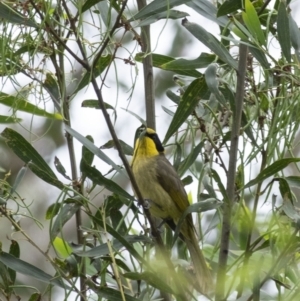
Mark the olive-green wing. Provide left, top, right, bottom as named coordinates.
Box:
left=155, top=154, right=190, bottom=214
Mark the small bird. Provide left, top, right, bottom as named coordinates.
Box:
left=131, top=125, right=212, bottom=294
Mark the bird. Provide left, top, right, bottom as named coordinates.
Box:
left=131, top=125, right=212, bottom=294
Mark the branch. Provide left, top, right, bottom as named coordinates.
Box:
left=136, top=0, right=156, bottom=130
left=215, top=44, right=248, bottom=300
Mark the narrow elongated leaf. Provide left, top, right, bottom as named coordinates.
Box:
left=135, top=10, right=189, bottom=27
left=217, top=0, right=242, bottom=17
left=81, top=99, right=114, bottom=110
left=82, top=0, right=105, bottom=12
left=164, top=77, right=210, bottom=143
left=75, top=55, right=112, bottom=93
left=100, top=139, right=133, bottom=156
left=0, top=92, right=63, bottom=120
left=0, top=252, right=70, bottom=289
left=8, top=240, right=20, bottom=284
left=177, top=141, right=205, bottom=177
left=1, top=128, right=57, bottom=179
left=210, top=169, right=228, bottom=200
left=205, top=63, right=227, bottom=106
left=285, top=176, right=300, bottom=188
left=186, top=0, right=229, bottom=27
left=282, top=199, right=300, bottom=226
left=129, top=0, right=189, bottom=21
left=278, top=177, right=293, bottom=201
left=43, top=73, right=61, bottom=111
left=244, top=158, right=300, bottom=189
left=74, top=235, right=150, bottom=257
left=277, top=1, right=291, bottom=62
left=242, top=0, right=265, bottom=46
left=182, top=19, right=238, bottom=70
left=80, top=135, right=95, bottom=173
left=0, top=3, right=38, bottom=28
left=65, top=125, right=126, bottom=176
left=135, top=53, right=202, bottom=77
left=166, top=90, right=181, bottom=104
left=248, top=44, right=270, bottom=69
left=53, top=237, right=72, bottom=258
left=51, top=203, right=81, bottom=239
left=289, top=15, right=300, bottom=54
left=161, top=53, right=216, bottom=70
left=28, top=162, right=64, bottom=189
left=0, top=115, right=21, bottom=123
left=81, top=161, right=133, bottom=200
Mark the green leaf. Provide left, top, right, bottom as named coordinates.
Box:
left=285, top=176, right=300, bottom=188
left=46, top=203, right=61, bottom=220
left=54, top=156, right=71, bottom=180
left=210, top=169, right=228, bottom=200
left=242, top=0, right=266, bottom=46
left=217, top=0, right=242, bottom=17
left=65, top=125, right=126, bottom=176
left=51, top=202, right=81, bottom=239
left=0, top=115, right=21, bottom=124
left=53, top=237, right=72, bottom=258
left=1, top=128, right=58, bottom=179
left=82, top=0, right=105, bottom=12
left=74, top=235, right=150, bottom=257
left=248, top=44, right=270, bottom=69
left=177, top=141, right=204, bottom=177
left=289, top=15, right=300, bottom=56
left=75, top=55, right=112, bottom=92
left=0, top=262, right=12, bottom=292
left=80, top=135, right=95, bottom=173
left=161, top=53, right=216, bottom=71
left=244, top=158, right=300, bottom=189
left=135, top=10, right=189, bottom=27
left=0, top=3, right=38, bottom=28
left=8, top=240, right=20, bottom=284
left=205, top=63, right=227, bottom=106
left=166, top=90, right=181, bottom=104
left=182, top=19, right=238, bottom=70
left=164, top=77, right=209, bottom=143
left=0, top=92, right=63, bottom=120
left=282, top=199, right=300, bottom=226
left=0, top=252, right=71, bottom=289
left=81, top=162, right=133, bottom=200
left=129, top=0, right=187, bottom=21
left=43, top=73, right=61, bottom=111
left=28, top=293, right=42, bottom=301
left=100, top=139, right=134, bottom=156
left=186, top=0, right=229, bottom=27
left=81, top=99, right=115, bottom=110
left=277, top=1, right=291, bottom=62
left=278, top=177, right=293, bottom=202
left=28, top=162, right=64, bottom=190
left=135, top=52, right=202, bottom=77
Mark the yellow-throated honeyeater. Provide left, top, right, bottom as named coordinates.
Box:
left=131, top=125, right=212, bottom=294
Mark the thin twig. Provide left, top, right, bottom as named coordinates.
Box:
left=136, top=0, right=155, bottom=130
left=215, top=44, right=248, bottom=300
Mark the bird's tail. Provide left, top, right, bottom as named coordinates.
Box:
left=184, top=226, right=213, bottom=295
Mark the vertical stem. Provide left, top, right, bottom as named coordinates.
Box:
left=215, top=44, right=248, bottom=300
left=136, top=0, right=156, bottom=130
